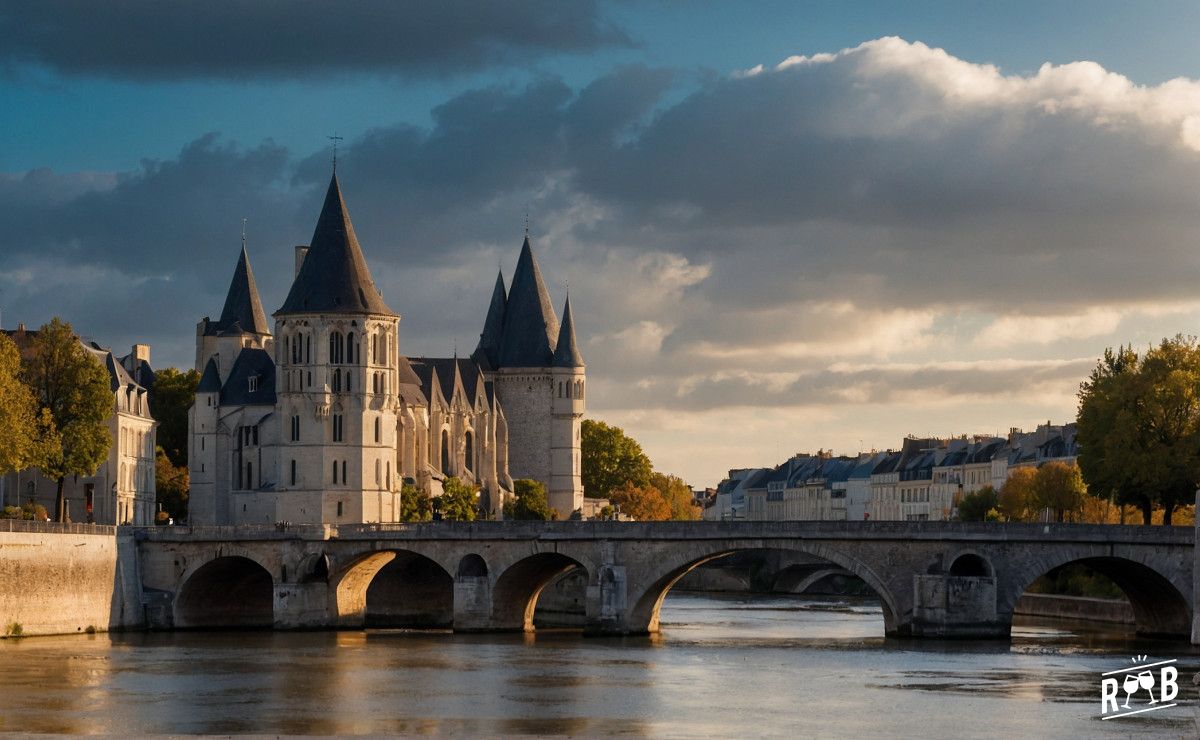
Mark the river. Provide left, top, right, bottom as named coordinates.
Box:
left=1, top=593, right=1197, bottom=737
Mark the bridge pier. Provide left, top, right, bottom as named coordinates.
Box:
left=274, top=582, right=332, bottom=629
left=453, top=574, right=493, bottom=631
left=910, top=575, right=1007, bottom=639
left=583, top=564, right=635, bottom=635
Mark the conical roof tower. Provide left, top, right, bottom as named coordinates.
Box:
left=552, top=295, right=584, bottom=367
left=472, top=270, right=507, bottom=370
left=277, top=173, right=395, bottom=316
left=497, top=236, right=559, bottom=367
left=207, top=245, right=270, bottom=335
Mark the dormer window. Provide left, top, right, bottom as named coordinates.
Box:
left=248, top=375, right=258, bottom=393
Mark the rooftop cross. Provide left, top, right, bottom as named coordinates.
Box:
left=328, top=133, right=344, bottom=171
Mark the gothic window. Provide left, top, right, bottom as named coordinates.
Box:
left=375, top=459, right=381, bottom=485
left=252, top=425, right=259, bottom=445
left=290, top=459, right=297, bottom=486
left=307, top=370, right=312, bottom=387
left=333, top=414, right=344, bottom=442
left=372, top=334, right=378, bottom=364
left=333, top=369, right=341, bottom=392
left=305, top=334, right=311, bottom=363
left=330, top=331, right=344, bottom=364
left=345, top=331, right=354, bottom=364
left=337, top=501, right=343, bottom=518
left=342, top=460, right=347, bottom=484
left=332, top=460, right=338, bottom=484
left=246, top=461, right=253, bottom=489
left=291, top=415, right=300, bottom=442
left=285, top=336, right=290, bottom=364
left=374, top=416, right=381, bottom=443
left=465, top=432, right=474, bottom=474
left=441, top=429, right=450, bottom=473
left=346, top=371, right=352, bottom=393
left=248, top=375, right=258, bottom=393
left=558, top=381, right=562, bottom=398
left=386, top=461, right=391, bottom=489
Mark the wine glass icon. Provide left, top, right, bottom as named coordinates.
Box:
left=1123, top=673, right=1141, bottom=708
left=1138, top=670, right=1158, bottom=705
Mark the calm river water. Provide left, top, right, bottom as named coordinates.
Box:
left=2, top=593, right=1198, bottom=737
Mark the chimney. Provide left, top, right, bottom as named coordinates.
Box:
left=132, top=343, right=151, bottom=364
left=294, top=245, right=309, bottom=278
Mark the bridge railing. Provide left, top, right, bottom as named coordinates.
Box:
left=0, top=519, right=117, bottom=535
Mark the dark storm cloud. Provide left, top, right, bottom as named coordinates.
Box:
left=0, top=0, right=631, bottom=80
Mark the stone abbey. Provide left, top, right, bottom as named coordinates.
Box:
left=187, top=173, right=585, bottom=524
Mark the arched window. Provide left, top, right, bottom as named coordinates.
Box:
left=305, top=334, right=311, bottom=363
left=329, top=331, right=343, bottom=364
left=441, top=429, right=450, bottom=473
left=375, top=416, right=381, bottom=443
left=332, top=369, right=341, bottom=392
left=375, top=459, right=381, bottom=485
left=345, top=331, right=354, bottom=364
left=464, top=432, right=474, bottom=473
left=332, top=460, right=338, bottom=484
left=372, top=333, right=378, bottom=364
left=386, top=461, right=391, bottom=489
left=284, top=336, right=290, bottom=364
left=558, top=381, right=562, bottom=398
left=345, top=371, right=351, bottom=393
left=290, top=459, right=297, bottom=486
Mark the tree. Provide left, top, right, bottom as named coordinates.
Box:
left=581, top=419, right=652, bottom=499
left=399, top=484, right=432, bottom=522
left=438, top=477, right=478, bottom=521
left=649, top=472, right=701, bottom=521
left=1032, top=461, right=1086, bottom=523
left=505, top=478, right=552, bottom=520
left=1077, top=337, right=1200, bottom=524
left=151, top=367, right=199, bottom=467
left=610, top=481, right=671, bottom=521
left=999, top=468, right=1038, bottom=522
left=155, top=447, right=189, bottom=521
left=0, top=333, right=47, bottom=475
left=22, top=318, right=112, bottom=522
left=956, top=486, right=999, bottom=522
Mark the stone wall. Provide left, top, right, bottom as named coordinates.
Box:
left=0, top=524, right=143, bottom=637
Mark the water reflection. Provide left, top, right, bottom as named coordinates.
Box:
left=0, top=593, right=1197, bottom=736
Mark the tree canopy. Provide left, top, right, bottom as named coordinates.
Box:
left=1032, top=461, right=1086, bottom=523
left=0, top=333, right=49, bottom=475
left=506, top=478, right=553, bottom=520
left=437, top=477, right=478, bottom=521
left=998, top=467, right=1037, bottom=522
left=22, top=318, right=112, bottom=521
left=581, top=419, right=652, bottom=499
left=956, top=485, right=998, bottom=522
left=155, top=446, right=188, bottom=521
left=1077, top=337, right=1200, bottom=524
left=151, top=367, right=199, bottom=467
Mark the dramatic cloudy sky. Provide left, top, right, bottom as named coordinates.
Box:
left=5, top=1, right=1200, bottom=486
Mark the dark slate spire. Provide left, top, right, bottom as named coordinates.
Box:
left=206, top=246, right=270, bottom=336
left=472, top=270, right=507, bottom=370
left=497, top=236, right=559, bottom=367
left=196, top=357, right=221, bottom=393
left=277, top=173, right=396, bottom=316
left=553, top=295, right=584, bottom=367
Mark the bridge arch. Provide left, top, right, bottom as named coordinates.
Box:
left=457, top=553, right=488, bottom=578
left=948, top=551, right=993, bottom=578
left=1007, top=554, right=1191, bottom=638
left=491, top=552, right=587, bottom=631
left=775, top=567, right=857, bottom=595
left=174, top=555, right=275, bottom=628
left=332, top=549, right=455, bottom=629
left=628, top=543, right=901, bottom=635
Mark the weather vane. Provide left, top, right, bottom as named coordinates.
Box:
left=524, top=209, right=530, bottom=238
left=241, top=217, right=247, bottom=248
left=328, top=133, right=344, bottom=171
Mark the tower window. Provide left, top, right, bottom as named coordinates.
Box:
left=346, top=331, right=355, bottom=364
left=290, top=459, right=297, bottom=485
left=291, top=415, right=300, bottom=441
left=248, top=376, right=258, bottom=393
left=342, top=460, right=347, bottom=484
left=333, top=414, right=344, bottom=442
left=374, top=416, right=381, bottom=443
left=337, top=501, right=343, bottom=518
left=332, top=460, right=338, bottom=484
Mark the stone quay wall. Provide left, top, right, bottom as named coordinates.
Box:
left=0, top=522, right=144, bottom=637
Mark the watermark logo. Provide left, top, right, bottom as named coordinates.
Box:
left=1100, top=655, right=1179, bottom=720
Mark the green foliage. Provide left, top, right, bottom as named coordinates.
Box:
left=150, top=367, right=199, bottom=467
left=1026, top=563, right=1125, bottom=600
left=0, top=333, right=45, bottom=475
left=0, top=502, right=49, bottom=521
left=438, top=477, right=477, bottom=521
left=650, top=472, right=701, bottom=521
left=155, top=446, right=189, bottom=521
left=506, top=478, right=552, bottom=520
left=581, top=419, right=652, bottom=499
left=956, top=486, right=999, bottom=522
left=1032, top=461, right=1086, bottom=522
left=5, top=622, right=23, bottom=637
left=399, top=484, right=432, bottom=522
left=22, top=318, right=113, bottom=521
left=1077, top=337, right=1200, bottom=524
left=983, top=507, right=1003, bottom=522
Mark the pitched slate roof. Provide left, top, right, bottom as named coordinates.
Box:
left=496, top=236, right=559, bottom=368
left=220, top=348, right=276, bottom=406
left=472, top=270, right=507, bottom=370
left=552, top=295, right=584, bottom=368
left=277, top=174, right=395, bottom=317
left=206, top=246, right=270, bottom=336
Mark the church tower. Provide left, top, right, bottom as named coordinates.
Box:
left=474, top=236, right=585, bottom=515
left=273, top=173, right=402, bottom=524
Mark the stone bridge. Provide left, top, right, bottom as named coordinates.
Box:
left=134, top=520, right=1196, bottom=640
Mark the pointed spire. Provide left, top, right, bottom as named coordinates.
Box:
left=210, top=244, right=270, bottom=336
left=277, top=173, right=396, bottom=316
left=472, top=269, right=507, bottom=369
left=553, top=294, right=584, bottom=368
left=497, top=236, right=559, bottom=368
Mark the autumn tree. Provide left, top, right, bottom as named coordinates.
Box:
left=505, top=478, right=552, bottom=520
left=438, top=477, right=478, bottom=521
left=151, top=367, right=199, bottom=466
left=1077, top=337, right=1200, bottom=524
left=610, top=481, right=671, bottom=521
left=649, top=472, right=701, bottom=521
left=1033, top=461, right=1086, bottom=523
left=0, top=333, right=49, bottom=476
left=999, top=468, right=1038, bottom=522
left=22, top=318, right=111, bottom=522
left=155, top=447, right=188, bottom=521
left=399, top=484, right=432, bottom=522
left=581, top=419, right=652, bottom=499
